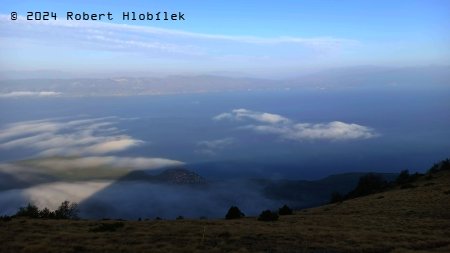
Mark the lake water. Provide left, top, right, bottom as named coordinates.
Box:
left=1, top=87, right=449, bottom=180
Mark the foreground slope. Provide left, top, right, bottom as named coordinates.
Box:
left=1, top=170, right=449, bottom=253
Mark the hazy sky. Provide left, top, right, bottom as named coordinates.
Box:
left=0, top=0, right=449, bottom=77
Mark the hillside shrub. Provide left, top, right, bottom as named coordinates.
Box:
left=225, top=206, right=245, bottom=219
left=15, top=203, right=40, bottom=218
left=428, top=159, right=450, bottom=174
left=54, top=201, right=79, bottom=219
left=0, top=215, right=12, bottom=222
left=345, top=173, right=388, bottom=199
left=258, top=210, right=278, bottom=221
left=278, top=204, right=293, bottom=215
left=14, top=201, right=78, bottom=220
left=39, top=208, right=55, bottom=219
left=396, top=170, right=411, bottom=185
left=329, top=191, right=344, bottom=204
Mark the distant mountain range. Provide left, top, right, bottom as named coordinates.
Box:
left=1, top=66, right=448, bottom=97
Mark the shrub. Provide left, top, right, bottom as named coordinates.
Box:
left=15, top=203, right=40, bottom=218
left=428, top=158, right=450, bottom=173
left=258, top=210, right=278, bottom=221
left=39, top=208, right=55, bottom=219
left=0, top=215, right=12, bottom=222
left=176, top=216, right=184, bottom=220
left=396, top=170, right=411, bottom=185
left=428, top=158, right=450, bottom=174
left=15, top=201, right=78, bottom=220
left=54, top=201, right=79, bottom=220
left=329, top=191, right=344, bottom=204
left=346, top=173, right=388, bottom=199
left=278, top=204, right=293, bottom=215
left=225, top=206, right=245, bottom=219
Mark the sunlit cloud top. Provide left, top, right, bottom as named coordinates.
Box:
left=215, top=109, right=377, bottom=141
left=0, top=117, right=142, bottom=156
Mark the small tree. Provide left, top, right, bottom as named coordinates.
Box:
left=16, top=203, right=39, bottom=218
left=39, top=207, right=55, bottom=219
left=54, top=201, right=79, bottom=220
left=258, top=210, right=279, bottom=221
left=225, top=206, right=245, bottom=219
left=346, top=173, right=388, bottom=199
left=0, top=215, right=12, bottom=222
left=428, top=159, right=450, bottom=174
left=278, top=204, right=293, bottom=215
left=396, top=170, right=410, bottom=185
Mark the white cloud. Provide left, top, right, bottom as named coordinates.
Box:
left=0, top=121, right=60, bottom=141
left=0, top=117, right=189, bottom=217
left=0, top=91, right=61, bottom=98
left=0, top=156, right=184, bottom=189
left=0, top=14, right=357, bottom=72
left=0, top=117, right=143, bottom=156
left=0, top=117, right=185, bottom=187
left=83, top=139, right=143, bottom=154
left=215, top=109, right=377, bottom=141
left=214, top=108, right=290, bottom=124
left=30, top=156, right=184, bottom=171
left=196, top=137, right=235, bottom=155
left=0, top=15, right=355, bottom=50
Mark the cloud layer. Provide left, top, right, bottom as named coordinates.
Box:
left=0, top=15, right=357, bottom=74
left=215, top=109, right=377, bottom=141
left=214, top=109, right=290, bottom=124
left=0, top=117, right=143, bottom=156
left=30, top=156, right=184, bottom=171
left=0, top=15, right=354, bottom=53
left=0, top=91, right=61, bottom=98
left=0, top=117, right=186, bottom=215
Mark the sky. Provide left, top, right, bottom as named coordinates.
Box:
left=0, top=0, right=449, bottom=77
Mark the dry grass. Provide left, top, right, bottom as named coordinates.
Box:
left=1, top=171, right=449, bottom=253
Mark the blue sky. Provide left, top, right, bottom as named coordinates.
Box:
left=0, top=0, right=449, bottom=77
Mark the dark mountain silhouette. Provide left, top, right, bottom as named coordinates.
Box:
left=76, top=166, right=399, bottom=219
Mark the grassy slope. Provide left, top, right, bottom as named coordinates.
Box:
left=1, top=171, right=449, bottom=253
